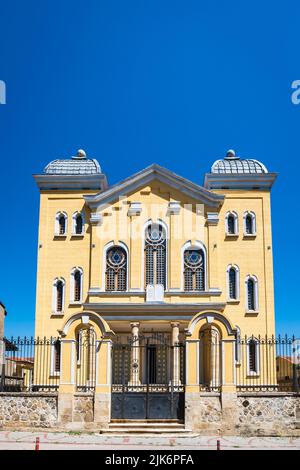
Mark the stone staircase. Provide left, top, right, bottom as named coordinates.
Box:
left=101, top=420, right=194, bottom=436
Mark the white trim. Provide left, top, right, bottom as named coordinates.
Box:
left=55, top=211, right=68, bottom=236
left=181, top=240, right=208, bottom=291
left=247, top=337, right=260, bottom=375
left=243, top=211, right=256, bottom=236
left=70, top=267, right=83, bottom=303
left=245, top=275, right=259, bottom=312
left=102, top=241, right=129, bottom=292
left=52, top=277, right=66, bottom=314
left=72, top=211, right=85, bottom=235
left=225, top=211, right=238, bottom=236
left=226, top=264, right=240, bottom=301
left=128, top=202, right=142, bottom=216
left=141, top=219, right=169, bottom=291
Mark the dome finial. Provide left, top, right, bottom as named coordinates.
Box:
left=225, top=149, right=236, bottom=159
left=75, top=149, right=86, bottom=159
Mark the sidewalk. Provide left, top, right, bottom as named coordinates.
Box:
left=0, top=431, right=299, bottom=450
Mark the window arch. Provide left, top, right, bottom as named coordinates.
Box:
left=55, top=212, right=67, bottom=236
left=247, top=337, right=260, bottom=374
left=105, top=246, right=127, bottom=291
left=227, top=265, right=240, bottom=300
left=52, top=278, right=65, bottom=314
left=244, top=211, right=256, bottom=235
left=245, top=275, right=259, bottom=312
left=225, top=211, right=238, bottom=235
left=144, top=222, right=167, bottom=289
left=72, top=211, right=84, bottom=235
left=183, top=247, right=205, bottom=291
left=70, top=267, right=83, bottom=303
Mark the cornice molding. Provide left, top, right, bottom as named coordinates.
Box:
left=204, top=172, right=278, bottom=190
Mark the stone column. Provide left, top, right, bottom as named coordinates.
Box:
left=129, top=322, right=140, bottom=386
left=171, top=322, right=181, bottom=386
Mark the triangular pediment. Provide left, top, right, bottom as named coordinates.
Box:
left=84, top=164, right=224, bottom=209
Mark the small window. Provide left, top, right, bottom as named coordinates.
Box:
left=246, top=276, right=258, bottom=312
left=70, top=268, right=83, bottom=303
left=229, top=268, right=237, bottom=299
left=56, top=281, right=64, bottom=312
left=248, top=339, right=259, bottom=373
left=244, top=211, right=256, bottom=235
left=54, top=340, right=61, bottom=372
left=72, top=212, right=84, bottom=235
left=74, top=270, right=81, bottom=301
left=55, top=212, right=67, bottom=236
left=225, top=211, right=238, bottom=235
left=247, top=279, right=255, bottom=310
left=52, top=278, right=65, bottom=314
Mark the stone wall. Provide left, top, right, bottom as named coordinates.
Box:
left=73, top=394, right=94, bottom=423
left=0, top=393, right=57, bottom=428
left=236, top=394, right=300, bottom=436
left=185, top=392, right=300, bottom=436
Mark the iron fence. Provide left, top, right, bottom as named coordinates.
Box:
left=236, top=335, right=300, bottom=392
left=0, top=337, right=60, bottom=392
left=0, top=334, right=299, bottom=394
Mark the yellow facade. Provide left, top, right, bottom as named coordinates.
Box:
left=33, top=149, right=278, bottom=422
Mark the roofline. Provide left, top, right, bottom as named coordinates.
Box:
left=204, top=172, right=278, bottom=190
left=84, top=163, right=224, bottom=209
left=33, top=173, right=108, bottom=191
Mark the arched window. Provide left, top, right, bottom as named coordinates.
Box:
left=225, top=211, right=238, bottom=235
left=246, top=275, right=258, bottom=311
left=106, top=246, right=127, bottom=291
left=70, top=268, right=83, bottom=302
left=55, top=212, right=67, bottom=236
left=248, top=338, right=259, bottom=374
left=244, top=211, right=256, bottom=236
left=52, top=278, right=65, bottom=314
left=227, top=265, right=239, bottom=300
left=144, top=223, right=167, bottom=289
left=72, top=212, right=84, bottom=235
left=184, top=249, right=205, bottom=291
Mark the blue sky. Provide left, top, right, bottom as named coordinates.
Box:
left=0, top=1, right=299, bottom=337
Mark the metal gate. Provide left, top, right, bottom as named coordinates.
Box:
left=111, top=334, right=185, bottom=420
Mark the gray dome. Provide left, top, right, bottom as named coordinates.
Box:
left=211, top=150, right=268, bottom=174
left=44, top=149, right=102, bottom=175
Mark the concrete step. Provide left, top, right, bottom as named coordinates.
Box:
left=101, top=421, right=193, bottom=435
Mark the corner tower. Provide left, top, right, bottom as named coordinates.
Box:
left=33, top=149, right=107, bottom=337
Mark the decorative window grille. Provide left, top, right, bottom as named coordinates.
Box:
left=106, top=246, right=127, bottom=291
left=245, top=214, right=254, bottom=235
left=247, top=278, right=255, bottom=310
left=184, top=249, right=205, bottom=291
left=54, top=340, right=61, bottom=372
left=229, top=267, right=237, bottom=299
left=56, top=281, right=64, bottom=312
left=227, top=215, right=236, bottom=234
left=74, top=270, right=81, bottom=301
left=144, top=224, right=166, bottom=289
left=59, top=215, right=66, bottom=235
left=248, top=339, right=258, bottom=373
left=75, top=214, right=83, bottom=234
